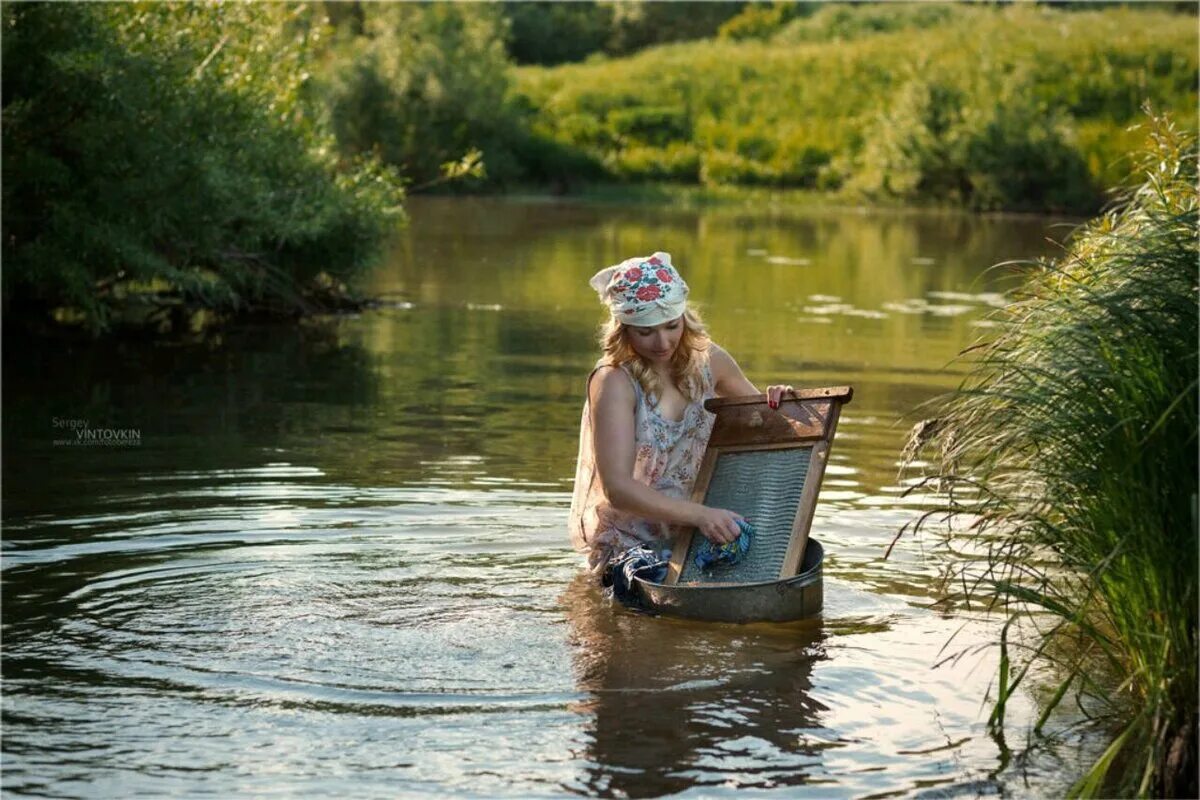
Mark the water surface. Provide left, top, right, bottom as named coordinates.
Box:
left=3, top=197, right=1098, bottom=797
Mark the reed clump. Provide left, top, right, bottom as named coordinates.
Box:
left=901, top=113, right=1197, bottom=797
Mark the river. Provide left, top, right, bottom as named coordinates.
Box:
left=2, top=196, right=1101, bottom=797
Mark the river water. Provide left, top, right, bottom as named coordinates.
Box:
left=3, top=197, right=1099, bottom=797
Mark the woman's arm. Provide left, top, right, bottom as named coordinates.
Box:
left=589, top=367, right=742, bottom=544
left=710, top=343, right=797, bottom=408
left=709, top=344, right=758, bottom=397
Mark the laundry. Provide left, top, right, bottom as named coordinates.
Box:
left=602, top=545, right=669, bottom=607
left=693, top=519, right=754, bottom=571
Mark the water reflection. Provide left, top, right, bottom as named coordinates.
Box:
left=2, top=197, right=1090, bottom=797
left=561, top=574, right=827, bottom=797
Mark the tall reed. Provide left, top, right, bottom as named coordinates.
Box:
left=901, top=113, right=1197, bottom=797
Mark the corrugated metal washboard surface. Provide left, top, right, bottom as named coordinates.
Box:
left=677, top=447, right=811, bottom=584
left=664, top=386, right=853, bottom=586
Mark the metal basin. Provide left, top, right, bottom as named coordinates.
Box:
left=633, top=539, right=824, bottom=624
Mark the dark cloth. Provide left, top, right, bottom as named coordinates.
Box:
left=601, top=545, right=668, bottom=609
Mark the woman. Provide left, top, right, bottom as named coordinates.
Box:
left=568, top=251, right=795, bottom=575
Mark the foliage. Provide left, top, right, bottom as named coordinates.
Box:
left=499, top=2, right=613, bottom=66
left=604, top=1, right=747, bottom=57
left=499, top=0, right=745, bottom=66
left=516, top=3, right=1197, bottom=211
left=612, top=143, right=701, bottom=182
left=772, top=1, right=956, bottom=43
left=323, top=3, right=526, bottom=189
left=717, top=2, right=816, bottom=42
left=900, top=114, right=1198, bottom=797
left=2, top=2, right=404, bottom=335
left=851, top=66, right=1097, bottom=211
left=607, top=105, right=692, bottom=147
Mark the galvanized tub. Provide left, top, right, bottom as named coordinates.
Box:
left=633, top=539, right=824, bottom=624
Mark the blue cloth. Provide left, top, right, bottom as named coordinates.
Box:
left=602, top=545, right=669, bottom=608
left=693, top=519, right=754, bottom=571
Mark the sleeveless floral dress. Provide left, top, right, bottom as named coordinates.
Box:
left=568, top=360, right=716, bottom=572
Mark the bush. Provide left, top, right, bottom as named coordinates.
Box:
left=774, top=143, right=834, bottom=188
left=500, top=2, right=612, bottom=66
left=613, top=143, right=701, bottom=182
left=516, top=3, right=1196, bottom=211
left=1, top=3, right=404, bottom=334
left=717, top=2, right=816, bottom=42
left=510, top=127, right=609, bottom=186
left=499, top=1, right=746, bottom=66
left=773, top=2, right=958, bottom=44
left=607, top=106, right=691, bottom=147
left=606, top=2, right=747, bottom=56
left=323, top=4, right=524, bottom=189
left=555, top=112, right=616, bottom=149
left=700, top=150, right=778, bottom=186
left=852, top=69, right=1099, bottom=211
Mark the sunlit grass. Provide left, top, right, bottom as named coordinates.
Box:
left=516, top=4, right=1197, bottom=212
left=900, top=113, right=1197, bottom=797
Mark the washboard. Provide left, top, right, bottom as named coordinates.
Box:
left=664, top=386, right=852, bottom=586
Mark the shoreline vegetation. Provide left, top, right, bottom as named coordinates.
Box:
left=3, top=2, right=1195, bottom=338
left=502, top=180, right=1088, bottom=223
left=516, top=4, right=1196, bottom=212
left=900, top=115, right=1197, bottom=798
left=3, top=4, right=405, bottom=339
left=4, top=3, right=1197, bottom=794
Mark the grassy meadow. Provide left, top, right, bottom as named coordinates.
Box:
left=516, top=3, right=1197, bottom=212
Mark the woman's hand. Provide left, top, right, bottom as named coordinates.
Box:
left=692, top=506, right=745, bottom=545
left=766, top=384, right=795, bottom=409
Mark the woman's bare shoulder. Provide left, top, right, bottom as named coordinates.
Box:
left=706, top=343, right=757, bottom=396
left=707, top=342, right=735, bottom=373
left=588, top=364, right=636, bottom=406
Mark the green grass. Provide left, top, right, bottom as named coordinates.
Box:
left=515, top=3, right=1197, bottom=213
left=900, top=114, right=1197, bottom=797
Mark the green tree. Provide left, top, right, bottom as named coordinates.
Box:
left=500, top=2, right=613, bottom=66
left=606, top=1, right=747, bottom=55
left=852, top=67, right=1098, bottom=211
left=2, top=2, right=403, bottom=334
left=323, top=4, right=521, bottom=189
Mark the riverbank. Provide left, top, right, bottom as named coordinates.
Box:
left=2, top=4, right=405, bottom=338
left=900, top=115, right=1198, bottom=797
left=503, top=181, right=1087, bottom=224
left=5, top=2, right=1193, bottom=340
left=516, top=3, right=1197, bottom=213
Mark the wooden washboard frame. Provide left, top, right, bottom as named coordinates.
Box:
left=664, top=386, right=853, bottom=586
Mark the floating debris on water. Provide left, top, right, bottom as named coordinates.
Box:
left=928, top=290, right=1007, bottom=307
left=882, top=299, right=975, bottom=317
left=803, top=302, right=888, bottom=319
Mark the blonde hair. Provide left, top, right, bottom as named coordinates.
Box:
left=599, top=306, right=711, bottom=401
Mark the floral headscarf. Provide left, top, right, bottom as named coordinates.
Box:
left=588, top=251, right=689, bottom=327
